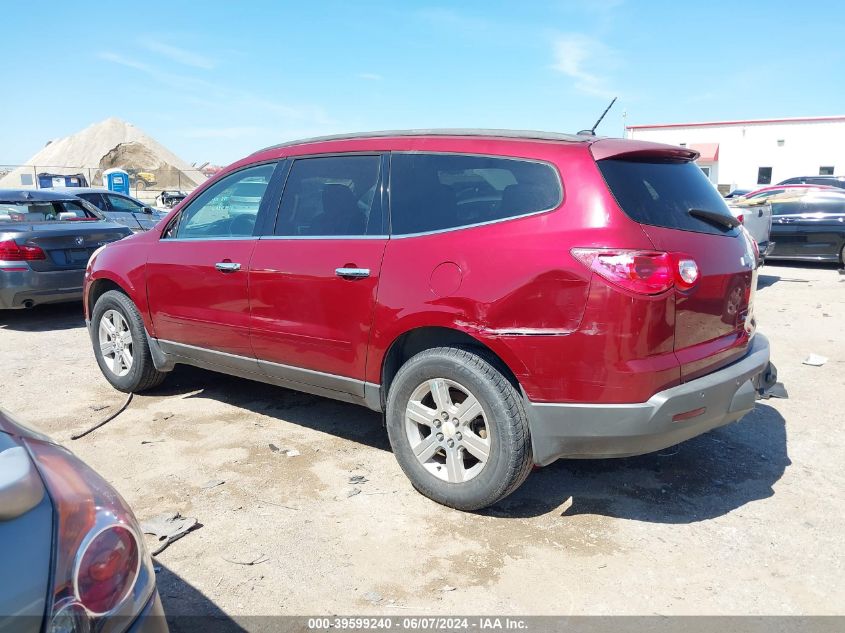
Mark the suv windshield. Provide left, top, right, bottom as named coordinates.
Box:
left=598, top=159, right=738, bottom=235
left=0, top=200, right=98, bottom=223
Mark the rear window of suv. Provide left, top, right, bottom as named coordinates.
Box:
left=598, top=159, right=738, bottom=235
left=390, top=153, right=561, bottom=235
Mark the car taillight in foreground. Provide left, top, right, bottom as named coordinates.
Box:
left=22, top=439, right=154, bottom=633
left=571, top=248, right=700, bottom=295
left=0, top=239, right=46, bottom=261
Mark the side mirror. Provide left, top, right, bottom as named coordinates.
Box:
left=142, top=206, right=154, bottom=214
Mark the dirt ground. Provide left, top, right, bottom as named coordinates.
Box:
left=1, top=262, right=843, bottom=624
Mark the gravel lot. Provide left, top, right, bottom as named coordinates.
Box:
left=1, top=262, right=843, bottom=627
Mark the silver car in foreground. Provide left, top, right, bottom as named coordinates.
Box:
left=0, top=189, right=131, bottom=310
left=0, top=409, right=167, bottom=632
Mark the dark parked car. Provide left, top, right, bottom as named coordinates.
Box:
left=768, top=191, right=845, bottom=263
left=0, top=189, right=131, bottom=309
left=0, top=409, right=166, bottom=632
left=778, top=175, right=845, bottom=189
left=84, top=130, right=773, bottom=511
left=156, top=190, right=188, bottom=209
left=56, top=188, right=166, bottom=233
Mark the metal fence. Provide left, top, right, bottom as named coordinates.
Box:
left=0, top=164, right=210, bottom=205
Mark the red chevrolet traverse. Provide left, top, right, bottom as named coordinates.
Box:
left=84, top=130, right=774, bottom=511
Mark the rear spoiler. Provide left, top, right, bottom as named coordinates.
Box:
left=590, top=138, right=699, bottom=163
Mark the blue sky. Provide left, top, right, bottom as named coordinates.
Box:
left=1, top=0, right=843, bottom=165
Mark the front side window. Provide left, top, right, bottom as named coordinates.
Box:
left=757, top=167, right=773, bottom=185
left=78, top=193, right=106, bottom=211
left=390, top=153, right=561, bottom=235
left=107, top=194, right=145, bottom=212
left=175, top=163, right=275, bottom=239
left=274, top=155, right=383, bottom=236
left=771, top=201, right=802, bottom=216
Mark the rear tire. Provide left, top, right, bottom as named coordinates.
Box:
left=385, top=347, right=533, bottom=511
left=91, top=290, right=166, bottom=392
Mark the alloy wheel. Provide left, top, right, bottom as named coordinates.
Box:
left=98, top=309, right=134, bottom=377
left=404, top=378, right=491, bottom=483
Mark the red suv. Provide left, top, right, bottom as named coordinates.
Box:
left=84, top=130, right=773, bottom=511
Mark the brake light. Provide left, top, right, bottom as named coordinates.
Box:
left=0, top=239, right=46, bottom=261
left=736, top=213, right=744, bottom=224
left=572, top=249, right=700, bottom=295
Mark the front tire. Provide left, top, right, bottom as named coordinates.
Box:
left=91, top=290, right=166, bottom=392
left=386, top=347, right=533, bottom=511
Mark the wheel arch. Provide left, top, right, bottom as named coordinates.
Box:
left=377, top=325, right=524, bottom=410
left=86, top=277, right=130, bottom=321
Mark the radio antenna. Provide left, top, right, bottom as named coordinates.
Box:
left=578, top=97, right=617, bottom=136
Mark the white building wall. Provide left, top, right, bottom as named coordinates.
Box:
left=626, top=118, right=845, bottom=191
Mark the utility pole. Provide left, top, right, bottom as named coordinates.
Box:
left=622, top=110, right=628, bottom=138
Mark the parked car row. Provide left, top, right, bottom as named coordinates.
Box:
left=730, top=188, right=845, bottom=264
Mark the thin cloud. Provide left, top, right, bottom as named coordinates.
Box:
left=143, top=39, right=215, bottom=69
left=356, top=72, right=383, bottom=81
left=98, top=51, right=153, bottom=73
left=551, top=33, right=618, bottom=99
left=182, top=126, right=264, bottom=139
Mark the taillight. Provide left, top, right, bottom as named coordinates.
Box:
left=0, top=239, right=46, bottom=261
left=22, top=439, right=154, bottom=632
left=572, top=248, right=700, bottom=295
left=76, top=525, right=140, bottom=615
left=736, top=213, right=745, bottom=224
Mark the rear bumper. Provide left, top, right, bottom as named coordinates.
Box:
left=526, top=334, right=772, bottom=465
left=0, top=268, right=84, bottom=309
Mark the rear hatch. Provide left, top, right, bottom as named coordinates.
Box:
left=594, top=145, right=757, bottom=382
left=0, top=222, right=131, bottom=272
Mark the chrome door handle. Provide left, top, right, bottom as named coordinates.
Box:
left=215, top=262, right=241, bottom=273
left=335, top=267, right=370, bottom=278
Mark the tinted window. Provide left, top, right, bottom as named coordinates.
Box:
left=275, top=156, right=383, bottom=236
left=390, top=154, right=560, bottom=235
left=757, top=167, right=772, bottom=185
left=175, top=163, right=274, bottom=239
left=78, top=193, right=106, bottom=210
left=107, top=194, right=144, bottom=212
left=598, top=159, right=737, bottom=236
left=771, top=201, right=802, bottom=216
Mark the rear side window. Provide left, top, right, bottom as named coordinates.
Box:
left=390, top=153, right=561, bottom=235
left=598, top=159, right=738, bottom=235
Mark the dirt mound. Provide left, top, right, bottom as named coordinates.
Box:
left=97, top=141, right=199, bottom=189
left=0, top=117, right=204, bottom=190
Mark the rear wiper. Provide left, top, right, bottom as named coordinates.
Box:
left=688, top=208, right=741, bottom=229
